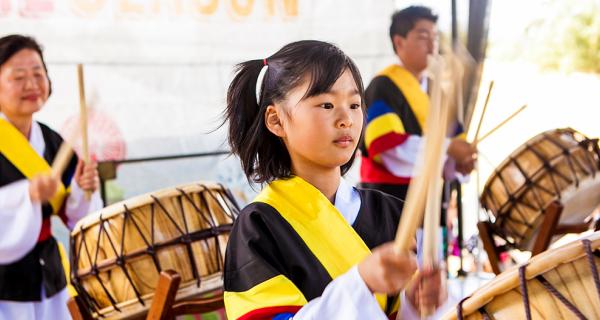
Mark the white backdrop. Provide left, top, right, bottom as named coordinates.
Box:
left=2, top=0, right=399, bottom=202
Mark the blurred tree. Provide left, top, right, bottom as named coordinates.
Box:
left=525, top=0, right=600, bottom=74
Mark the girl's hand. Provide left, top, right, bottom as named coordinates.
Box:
left=358, top=242, right=418, bottom=294
left=29, top=174, right=59, bottom=203
left=74, top=159, right=99, bottom=193
left=405, top=266, right=448, bottom=315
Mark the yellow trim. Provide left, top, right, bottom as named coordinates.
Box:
left=57, top=242, right=77, bottom=297
left=379, top=65, right=430, bottom=133
left=455, top=132, right=467, bottom=140
left=0, top=118, right=68, bottom=214
left=365, top=113, right=405, bottom=147
left=224, top=275, right=307, bottom=320
left=254, top=177, right=388, bottom=310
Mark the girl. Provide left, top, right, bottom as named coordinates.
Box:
left=0, top=34, right=103, bottom=319
left=223, top=40, right=443, bottom=320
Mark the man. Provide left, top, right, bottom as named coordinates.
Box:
left=360, top=5, right=476, bottom=201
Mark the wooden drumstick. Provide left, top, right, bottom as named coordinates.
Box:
left=471, top=80, right=494, bottom=146
left=77, top=64, right=91, bottom=200
left=477, top=104, right=528, bottom=144
left=394, top=55, right=450, bottom=254
left=51, top=142, right=74, bottom=178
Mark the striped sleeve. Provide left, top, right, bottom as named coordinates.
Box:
left=224, top=274, right=306, bottom=320
left=364, top=101, right=410, bottom=161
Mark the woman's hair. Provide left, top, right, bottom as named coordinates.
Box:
left=0, top=34, right=52, bottom=95
left=225, top=40, right=364, bottom=184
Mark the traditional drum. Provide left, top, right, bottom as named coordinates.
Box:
left=480, top=128, right=600, bottom=251
left=70, top=182, right=239, bottom=319
left=443, top=231, right=600, bottom=320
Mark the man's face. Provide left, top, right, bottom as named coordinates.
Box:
left=396, top=19, right=438, bottom=74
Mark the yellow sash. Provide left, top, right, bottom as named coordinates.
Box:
left=379, top=65, right=430, bottom=133
left=255, top=176, right=389, bottom=311
left=0, top=118, right=68, bottom=214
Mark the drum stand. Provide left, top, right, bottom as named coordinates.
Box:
left=67, top=295, right=93, bottom=320
left=146, top=270, right=224, bottom=320
left=478, top=201, right=591, bottom=274
left=67, top=270, right=224, bottom=320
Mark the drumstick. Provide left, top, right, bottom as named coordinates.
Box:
left=77, top=64, right=91, bottom=200
left=394, top=55, right=449, bottom=253
left=51, top=142, right=74, bottom=178
left=471, top=81, right=494, bottom=145
left=477, top=104, right=528, bottom=144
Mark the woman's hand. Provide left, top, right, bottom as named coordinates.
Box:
left=74, top=159, right=99, bottom=193
left=29, top=174, right=59, bottom=203
left=358, top=242, right=418, bottom=294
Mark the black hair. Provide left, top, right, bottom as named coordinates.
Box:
left=225, top=40, right=364, bottom=184
left=0, top=34, right=52, bottom=95
left=389, top=6, right=438, bottom=52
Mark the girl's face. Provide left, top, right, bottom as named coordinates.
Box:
left=271, top=69, right=363, bottom=174
left=0, top=49, right=49, bottom=119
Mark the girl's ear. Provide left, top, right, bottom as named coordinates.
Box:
left=264, top=105, right=286, bottom=138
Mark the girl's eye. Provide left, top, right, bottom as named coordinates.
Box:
left=320, top=103, right=334, bottom=109
left=350, top=103, right=361, bottom=109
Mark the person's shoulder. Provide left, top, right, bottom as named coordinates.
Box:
left=357, top=186, right=404, bottom=207
left=366, top=72, right=402, bottom=104
left=367, top=72, right=396, bottom=90
left=36, top=122, right=63, bottom=144
left=232, top=201, right=283, bottom=232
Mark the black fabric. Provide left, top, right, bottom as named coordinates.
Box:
left=224, top=202, right=333, bottom=300
left=360, top=75, right=422, bottom=158
left=0, top=237, right=66, bottom=301
left=359, top=183, right=409, bottom=203
left=0, top=122, right=77, bottom=301
left=224, top=188, right=404, bottom=302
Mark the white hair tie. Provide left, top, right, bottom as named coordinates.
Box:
left=255, top=59, right=268, bottom=105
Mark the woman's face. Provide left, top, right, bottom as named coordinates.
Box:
left=0, top=48, right=49, bottom=119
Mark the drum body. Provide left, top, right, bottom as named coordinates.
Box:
left=443, top=231, right=600, bottom=320
left=70, top=182, right=239, bottom=319
left=481, top=128, right=600, bottom=250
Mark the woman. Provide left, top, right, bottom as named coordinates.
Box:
left=0, top=34, right=103, bottom=319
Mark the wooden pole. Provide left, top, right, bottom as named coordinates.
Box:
left=77, top=64, right=91, bottom=200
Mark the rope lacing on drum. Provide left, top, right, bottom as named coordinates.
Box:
left=520, top=239, right=600, bottom=320
left=535, top=275, right=586, bottom=319
left=583, top=239, right=600, bottom=300
left=456, top=295, right=490, bottom=320
left=518, top=264, right=532, bottom=320
left=93, top=214, right=123, bottom=311
left=72, top=187, right=239, bottom=317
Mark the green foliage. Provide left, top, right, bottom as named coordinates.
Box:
left=526, top=0, right=600, bottom=74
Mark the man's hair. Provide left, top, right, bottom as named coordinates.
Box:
left=389, top=6, right=438, bottom=51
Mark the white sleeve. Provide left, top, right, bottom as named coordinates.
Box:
left=293, top=266, right=387, bottom=320
left=379, top=135, right=424, bottom=177
left=0, top=180, right=43, bottom=264
left=398, top=291, right=420, bottom=320
left=64, top=181, right=103, bottom=230
left=381, top=136, right=453, bottom=179
left=397, top=287, right=458, bottom=320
